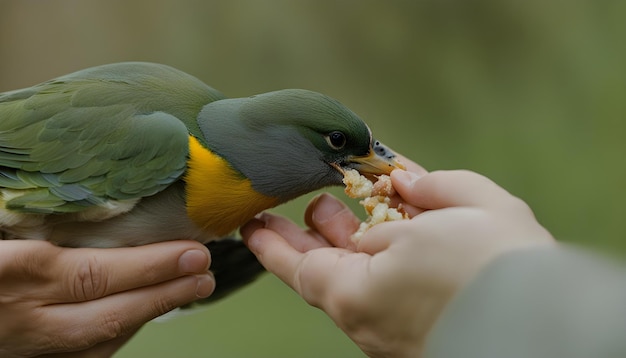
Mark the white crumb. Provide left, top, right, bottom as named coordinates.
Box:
left=343, top=169, right=373, bottom=198
left=342, top=169, right=409, bottom=242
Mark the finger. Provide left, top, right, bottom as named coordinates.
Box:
left=0, top=240, right=63, bottom=283
left=387, top=195, right=425, bottom=218
left=374, top=154, right=427, bottom=218
left=243, top=226, right=353, bottom=309
left=356, top=219, right=415, bottom=255
left=241, top=214, right=331, bottom=253
left=87, top=330, right=137, bottom=358
left=239, top=216, right=265, bottom=243
left=391, top=169, right=516, bottom=210
left=41, top=272, right=215, bottom=351
left=48, top=240, right=211, bottom=303
left=40, top=327, right=139, bottom=357
left=261, top=213, right=332, bottom=251
left=242, top=227, right=306, bottom=290
left=304, top=194, right=361, bottom=250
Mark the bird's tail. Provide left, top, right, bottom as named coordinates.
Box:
left=188, top=237, right=265, bottom=305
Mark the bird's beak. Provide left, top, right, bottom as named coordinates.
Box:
left=337, top=140, right=406, bottom=178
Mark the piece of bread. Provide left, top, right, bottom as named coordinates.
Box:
left=343, top=169, right=409, bottom=242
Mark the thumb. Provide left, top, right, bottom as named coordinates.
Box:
left=391, top=169, right=517, bottom=210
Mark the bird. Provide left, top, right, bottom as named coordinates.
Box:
left=0, top=62, right=404, bottom=300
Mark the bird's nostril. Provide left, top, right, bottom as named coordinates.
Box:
left=374, top=143, right=386, bottom=155
left=373, top=141, right=397, bottom=160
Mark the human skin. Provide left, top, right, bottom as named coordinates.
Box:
left=241, top=162, right=555, bottom=357
left=0, top=239, right=214, bottom=357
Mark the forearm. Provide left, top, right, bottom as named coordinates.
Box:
left=424, top=245, right=626, bottom=358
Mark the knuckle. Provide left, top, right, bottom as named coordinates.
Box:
left=506, top=195, right=535, bottom=216
left=71, top=255, right=109, bottom=301
left=98, top=311, right=129, bottom=341
left=433, top=169, right=480, bottom=181
left=150, top=294, right=180, bottom=316
left=137, top=261, right=163, bottom=284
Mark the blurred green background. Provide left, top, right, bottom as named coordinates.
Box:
left=2, top=0, right=626, bottom=356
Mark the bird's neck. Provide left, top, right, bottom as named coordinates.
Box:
left=185, top=136, right=279, bottom=237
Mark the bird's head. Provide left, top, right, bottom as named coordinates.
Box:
left=197, top=89, right=404, bottom=202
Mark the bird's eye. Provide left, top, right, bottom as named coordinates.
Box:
left=326, top=131, right=347, bottom=150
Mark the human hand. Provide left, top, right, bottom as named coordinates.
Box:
left=241, top=165, right=554, bottom=357
left=0, top=239, right=214, bottom=357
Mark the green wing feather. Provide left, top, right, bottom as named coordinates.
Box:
left=0, top=62, right=225, bottom=213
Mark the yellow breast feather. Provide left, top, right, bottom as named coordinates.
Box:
left=185, top=136, right=279, bottom=237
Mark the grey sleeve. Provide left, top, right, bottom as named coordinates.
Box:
left=424, top=246, right=626, bottom=358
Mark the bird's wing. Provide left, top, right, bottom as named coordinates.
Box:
left=0, top=64, right=221, bottom=214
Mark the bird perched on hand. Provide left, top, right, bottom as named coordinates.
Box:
left=0, top=62, right=403, bottom=299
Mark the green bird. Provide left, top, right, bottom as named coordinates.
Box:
left=0, top=62, right=403, bottom=299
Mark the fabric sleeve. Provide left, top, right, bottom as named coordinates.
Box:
left=424, top=245, right=626, bottom=358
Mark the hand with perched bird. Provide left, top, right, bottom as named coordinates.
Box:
left=0, top=62, right=404, bottom=355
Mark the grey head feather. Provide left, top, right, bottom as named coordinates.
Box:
left=197, top=89, right=372, bottom=201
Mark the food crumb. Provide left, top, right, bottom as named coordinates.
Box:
left=343, top=169, right=374, bottom=198
left=342, top=169, right=409, bottom=242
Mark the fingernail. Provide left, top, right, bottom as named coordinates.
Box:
left=392, top=170, right=421, bottom=187
left=313, top=193, right=349, bottom=224
left=195, top=273, right=215, bottom=298
left=179, top=249, right=210, bottom=274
